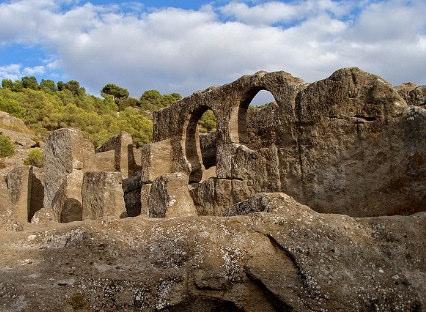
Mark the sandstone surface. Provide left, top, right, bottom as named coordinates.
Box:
left=0, top=195, right=424, bottom=311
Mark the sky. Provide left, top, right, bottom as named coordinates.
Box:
left=0, top=0, right=425, bottom=97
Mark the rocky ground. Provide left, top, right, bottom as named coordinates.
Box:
left=0, top=194, right=424, bottom=312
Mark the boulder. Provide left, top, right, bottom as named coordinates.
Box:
left=231, top=192, right=309, bottom=215
left=30, top=207, right=55, bottom=224
left=190, top=177, right=255, bottom=216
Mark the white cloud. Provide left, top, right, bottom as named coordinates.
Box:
left=0, top=0, right=425, bottom=96
left=0, top=64, right=46, bottom=81
left=220, top=0, right=353, bottom=25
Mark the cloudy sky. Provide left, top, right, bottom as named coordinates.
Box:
left=0, top=0, right=425, bottom=96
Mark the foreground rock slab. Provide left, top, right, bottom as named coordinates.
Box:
left=0, top=200, right=424, bottom=311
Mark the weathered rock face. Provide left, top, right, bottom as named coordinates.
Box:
left=0, top=195, right=424, bottom=311
left=294, top=69, right=425, bottom=216
left=396, top=82, right=426, bottom=107
left=146, top=67, right=425, bottom=217
left=44, top=128, right=94, bottom=211
left=96, top=132, right=141, bottom=179
left=147, top=172, right=198, bottom=218
left=81, top=172, right=126, bottom=219
left=52, top=170, right=85, bottom=223
left=6, top=166, right=30, bottom=223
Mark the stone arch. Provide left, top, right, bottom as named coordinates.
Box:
left=60, top=198, right=82, bottom=223
left=184, top=105, right=218, bottom=183
left=230, top=87, right=278, bottom=144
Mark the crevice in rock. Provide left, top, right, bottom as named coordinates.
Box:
left=265, top=234, right=308, bottom=287
left=353, top=115, right=376, bottom=122
left=245, top=270, right=293, bottom=312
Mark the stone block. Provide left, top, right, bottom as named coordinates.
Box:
left=82, top=172, right=126, bottom=220
left=148, top=173, right=197, bottom=218
left=44, top=128, right=95, bottom=210
left=52, top=170, right=84, bottom=223
left=141, top=139, right=173, bottom=183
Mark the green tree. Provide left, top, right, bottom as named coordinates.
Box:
left=118, top=97, right=139, bottom=110
left=199, top=110, right=217, bottom=133
left=139, top=90, right=182, bottom=111
left=1, top=79, right=13, bottom=89
left=64, top=80, right=85, bottom=96
left=40, top=79, right=57, bottom=92
left=21, top=76, right=39, bottom=90
left=0, top=134, right=15, bottom=157
left=101, top=83, right=129, bottom=103
left=57, top=81, right=65, bottom=91
left=11, top=80, right=23, bottom=92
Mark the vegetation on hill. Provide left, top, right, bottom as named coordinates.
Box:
left=0, top=76, right=217, bottom=147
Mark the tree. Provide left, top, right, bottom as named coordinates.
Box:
left=139, top=90, right=182, bottom=112
left=64, top=80, right=85, bottom=96
left=40, top=79, right=56, bottom=92
left=57, top=81, right=65, bottom=91
left=1, top=79, right=13, bottom=89
left=199, top=110, right=217, bottom=133
left=101, top=83, right=129, bottom=103
left=21, top=76, right=39, bottom=90
left=118, top=97, right=139, bottom=110
left=11, top=80, right=23, bottom=92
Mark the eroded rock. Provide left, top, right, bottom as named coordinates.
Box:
left=82, top=172, right=126, bottom=220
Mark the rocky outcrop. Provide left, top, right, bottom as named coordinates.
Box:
left=396, top=82, right=426, bottom=107
left=0, top=195, right=424, bottom=311
left=146, top=67, right=425, bottom=217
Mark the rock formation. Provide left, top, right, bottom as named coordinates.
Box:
left=0, top=67, right=425, bottom=311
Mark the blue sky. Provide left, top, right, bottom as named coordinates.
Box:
left=0, top=0, right=425, bottom=96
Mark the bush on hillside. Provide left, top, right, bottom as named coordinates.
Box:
left=24, top=148, right=44, bottom=167
left=0, top=134, right=15, bottom=157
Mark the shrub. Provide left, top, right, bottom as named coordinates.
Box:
left=0, top=134, right=15, bottom=157
left=24, top=148, right=44, bottom=167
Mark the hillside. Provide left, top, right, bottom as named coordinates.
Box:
left=0, top=77, right=217, bottom=151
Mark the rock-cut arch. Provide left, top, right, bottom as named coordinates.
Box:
left=184, top=105, right=218, bottom=183
left=230, top=87, right=278, bottom=144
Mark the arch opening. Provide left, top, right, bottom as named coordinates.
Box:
left=185, top=106, right=217, bottom=183
left=60, top=198, right=82, bottom=223
left=230, top=88, right=277, bottom=145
